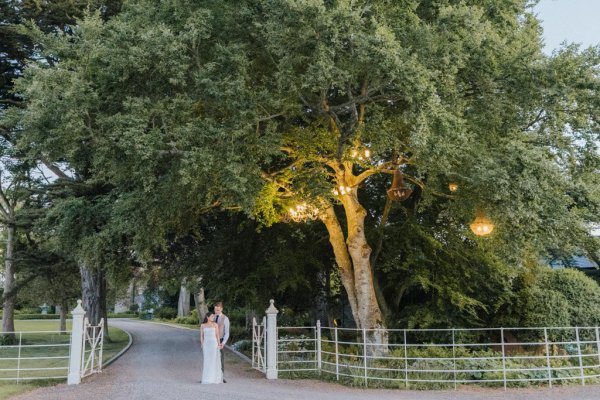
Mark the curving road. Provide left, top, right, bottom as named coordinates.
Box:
left=10, top=319, right=600, bottom=400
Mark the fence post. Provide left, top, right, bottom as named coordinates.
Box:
left=501, top=327, right=507, bottom=391
left=252, top=317, right=256, bottom=369
left=68, top=300, right=85, bottom=385
left=596, top=327, right=600, bottom=376
left=544, top=328, right=552, bottom=387
left=363, top=328, right=368, bottom=387
left=403, top=329, right=408, bottom=388
left=452, top=328, right=457, bottom=390
left=98, top=320, right=104, bottom=371
left=316, top=320, right=322, bottom=373
left=265, top=299, right=279, bottom=380
left=334, top=326, right=339, bottom=381
left=16, top=332, right=22, bottom=384
left=575, top=327, right=585, bottom=386
left=262, top=316, right=267, bottom=373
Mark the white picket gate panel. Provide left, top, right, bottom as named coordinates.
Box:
left=81, top=318, right=104, bottom=378
left=252, top=316, right=266, bottom=373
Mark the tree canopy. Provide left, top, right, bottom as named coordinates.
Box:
left=3, top=0, right=600, bottom=330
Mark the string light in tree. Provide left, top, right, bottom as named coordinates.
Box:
left=351, top=147, right=371, bottom=161
left=333, top=185, right=352, bottom=196
left=288, top=202, right=320, bottom=222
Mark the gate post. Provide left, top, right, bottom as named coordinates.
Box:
left=68, top=300, right=85, bottom=385
left=266, top=299, right=278, bottom=379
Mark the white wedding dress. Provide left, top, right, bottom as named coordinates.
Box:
left=201, top=327, right=223, bottom=384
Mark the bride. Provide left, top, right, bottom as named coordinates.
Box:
left=200, top=312, right=223, bottom=384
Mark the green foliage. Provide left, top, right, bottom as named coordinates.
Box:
left=107, top=312, right=137, bottom=318
left=7, top=0, right=600, bottom=332
left=174, top=315, right=199, bottom=326
left=155, top=307, right=177, bottom=320
left=497, top=266, right=600, bottom=328
left=228, top=326, right=248, bottom=343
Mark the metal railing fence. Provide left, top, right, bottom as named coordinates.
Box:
left=277, top=323, right=319, bottom=373
left=0, top=330, right=71, bottom=382
left=275, top=324, right=600, bottom=389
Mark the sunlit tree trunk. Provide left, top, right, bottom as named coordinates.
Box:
left=321, top=197, right=388, bottom=353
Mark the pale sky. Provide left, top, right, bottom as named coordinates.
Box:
left=534, top=0, right=600, bottom=53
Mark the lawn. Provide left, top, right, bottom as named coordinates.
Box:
left=0, top=320, right=130, bottom=399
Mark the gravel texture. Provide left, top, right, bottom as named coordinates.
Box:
left=10, top=319, right=600, bottom=400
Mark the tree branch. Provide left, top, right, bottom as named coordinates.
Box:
left=40, top=158, right=72, bottom=180
left=351, top=161, right=395, bottom=186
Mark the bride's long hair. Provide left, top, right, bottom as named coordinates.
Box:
left=202, top=312, right=214, bottom=324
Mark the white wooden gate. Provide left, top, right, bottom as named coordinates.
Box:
left=81, top=318, right=104, bottom=378
left=252, top=316, right=266, bottom=373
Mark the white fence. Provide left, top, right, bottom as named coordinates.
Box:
left=0, top=300, right=104, bottom=385
left=256, top=301, right=600, bottom=389
left=0, top=330, right=71, bottom=382
left=276, top=325, right=600, bottom=389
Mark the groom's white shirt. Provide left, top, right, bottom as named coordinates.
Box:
left=216, top=314, right=230, bottom=346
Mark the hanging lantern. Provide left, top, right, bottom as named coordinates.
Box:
left=470, top=212, right=494, bottom=236
left=387, top=170, right=413, bottom=201
left=448, top=183, right=458, bottom=192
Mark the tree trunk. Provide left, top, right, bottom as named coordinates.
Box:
left=79, top=262, right=103, bottom=326
left=193, top=287, right=208, bottom=322
left=58, top=301, right=68, bottom=334
left=178, top=284, right=190, bottom=317
left=2, top=223, right=16, bottom=339
left=321, top=195, right=388, bottom=353
left=100, top=270, right=111, bottom=342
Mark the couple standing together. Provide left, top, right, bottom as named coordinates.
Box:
left=200, top=302, right=230, bottom=384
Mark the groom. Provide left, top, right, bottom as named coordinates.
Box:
left=214, top=302, right=230, bottom=383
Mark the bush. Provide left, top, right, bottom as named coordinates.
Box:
left=229, top=325, right=249, bottom=342
left=155, top=307, right=177, bottom=320
left=231, top=339, right=252, bottom=357
left=129, top=304, right=139, bottom=313
left=502, top=267, right=600, bottom=329
left=108, top=312, right=138, bottom=318
left=18, top=307, right=41, bottom=315
left=175, top=311, right=200, bottom=325
left=0, top=314, right=61, bottom=320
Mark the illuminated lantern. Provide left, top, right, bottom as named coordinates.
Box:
left=470, top=212, right=494, bottom=236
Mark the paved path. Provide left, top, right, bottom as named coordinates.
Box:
left=10, top=320, right=600, bottom=400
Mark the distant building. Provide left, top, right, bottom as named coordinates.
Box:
left=549, top=256, right=598, bottom=270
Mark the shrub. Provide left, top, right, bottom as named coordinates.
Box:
left=108, top=312, right=138, bottom=318
left=175, top=314, right=199, bottom=325
left=0, top=314, right=61, bottom=320
left=155, top=307, right=177, bottom=320
left=229, top=326, right=249, bottom=342
left=18, top=307, right=41, bottom=315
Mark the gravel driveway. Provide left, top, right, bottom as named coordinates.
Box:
left=10, top=319, right=600, bottom=400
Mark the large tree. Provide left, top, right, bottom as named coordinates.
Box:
left=249, top=0, right=600, bottom=346
left=1, top=0, right=123, bottom=329
left=12, top=0, right=600, bottom=348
